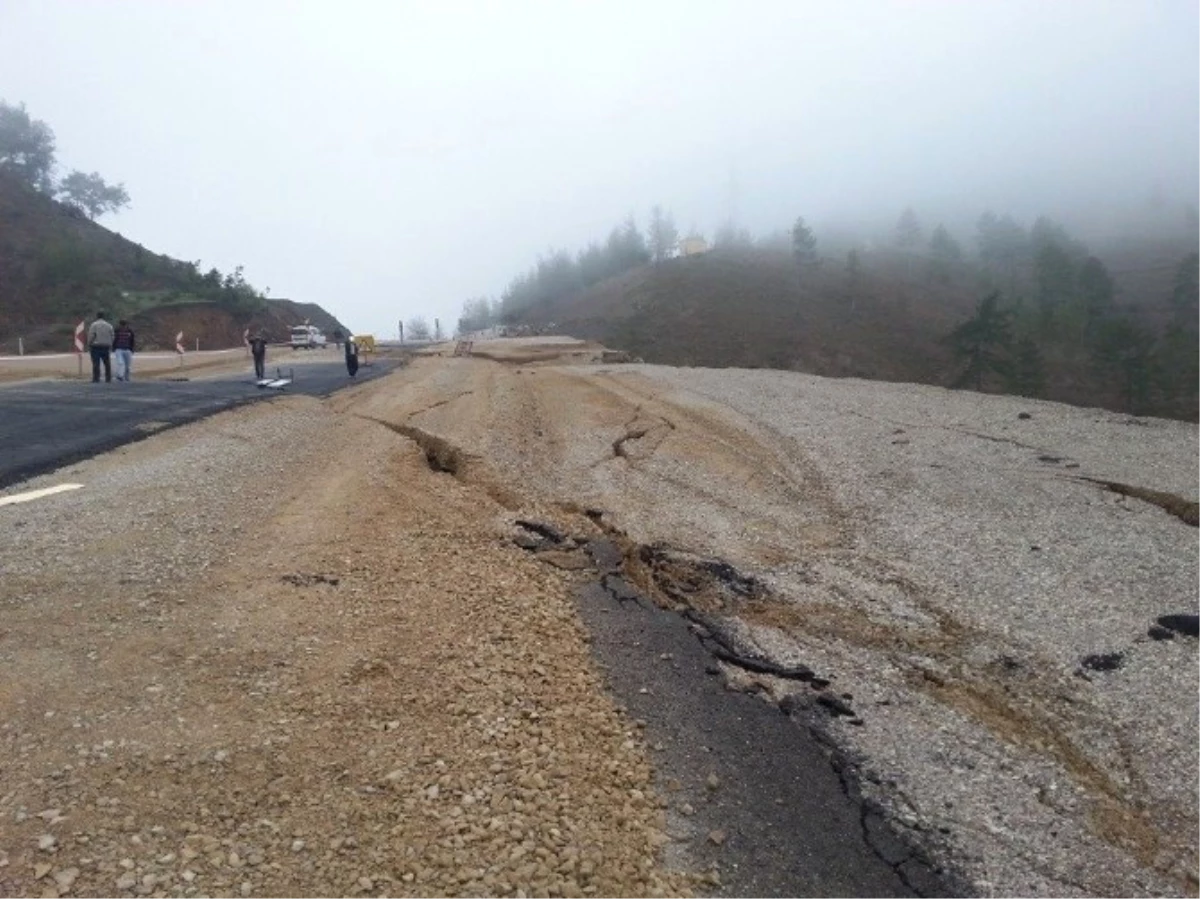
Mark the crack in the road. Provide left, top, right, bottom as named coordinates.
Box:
left=355, top=413, right=526, bottom=510
left=610, top=406, right=675, bottom=462
left=408, top=390, right=476, bottom=418
left=355, top=415, right=469, bottom=474
left=843, top=408, right=1051, bottom=454
left=611, top=427, right=649, bottom=458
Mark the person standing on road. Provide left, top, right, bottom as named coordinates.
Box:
left=344, top=334, right=359, bottom=377
left=112, top=319, right=136, bottom=381
left=248, top=330, right=269, bottom=380
left=87, top=311, right=115, bottom=383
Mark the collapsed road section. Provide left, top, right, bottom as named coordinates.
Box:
left=511, top=517, right=965, bottom=897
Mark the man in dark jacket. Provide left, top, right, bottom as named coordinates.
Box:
left=112, top=320, right=136, bottom=381
left=248, top=331, right=269, bottom=379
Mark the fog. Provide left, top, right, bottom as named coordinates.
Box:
left=1, top=0, right=1196, bottom=336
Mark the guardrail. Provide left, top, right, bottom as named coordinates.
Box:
left=0, top=347, right=252, bottom=363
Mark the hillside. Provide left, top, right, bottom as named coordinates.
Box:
left=0, top=172, right=347, bottom=352
left=508, top=243, right=1198, bottom=420
left=520, top=249, right=969, bottom=384
left=125, top=298, right=351, bottom=354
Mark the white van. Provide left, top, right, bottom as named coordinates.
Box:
left=290, top=325, right=327, bottom=350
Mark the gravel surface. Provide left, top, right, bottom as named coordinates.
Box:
left=612, top=365, right=1200, bottom=897
left=358, top=343, right=1197, bottom=897
left=0, top=392, right=691, bottom=898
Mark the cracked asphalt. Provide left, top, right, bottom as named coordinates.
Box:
left=571, top=569, right=957, bottom=897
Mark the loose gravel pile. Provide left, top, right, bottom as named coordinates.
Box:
left=0, top=395, right=691, bottom=898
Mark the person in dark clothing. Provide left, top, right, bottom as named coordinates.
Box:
left=112, top=320, right=136, bottom=381
left=248, top=331, right=269, bottom=379
left=87, top=311, right=114, bottom=383
left=344, top=335, right=359, bottom=377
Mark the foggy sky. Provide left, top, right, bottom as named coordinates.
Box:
left=1, top=0, right=1196, bottom=337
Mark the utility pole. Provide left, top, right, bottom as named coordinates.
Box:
left=434, top=318, right=441, bottom=341
left=398, top=321, right=404, bottom=344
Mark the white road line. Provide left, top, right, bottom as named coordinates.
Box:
left=0, top=483, right=85, bottom=507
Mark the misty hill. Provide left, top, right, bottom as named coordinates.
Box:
left=521, top=249, right=966, bottom=385
left=502, top=236, right=1198, bottom=421
left=0, top=172, right=347, bottom=353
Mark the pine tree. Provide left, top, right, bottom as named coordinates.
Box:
left=1169, top=252, right=1199, bottom=329
left=928, top=224, right=962, bottom=282
left=846, top=248, right=861, bottom=282
left=647, top=205, right=679, bottom=264
left=976, top=212, right=1028, bottom=288
left=1076, top=256, right=1114, bottom=333
left=896, top=207, right=922, bottom=249
left=944, top=292, right=1013, bottom=391
left=1152, top=324, right=1200, bottom=408
left=1090, top=317, right=1157, bottom=413
left=791, top=217, right=818, bottom=271
left=845, top=249, right=863, bottom=312
left=1005, top=336, right=1047, bottom=397
left=1034, top=242, right=1076, bottom=323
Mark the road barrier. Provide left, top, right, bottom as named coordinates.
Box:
left=0, top=347, right=249, bottom=363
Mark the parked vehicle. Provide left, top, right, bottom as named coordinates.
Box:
left=290, top=325, right=327, bottom=350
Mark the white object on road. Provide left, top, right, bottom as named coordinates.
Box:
left=0, top=483, right=84, bottom=507
left=290, top=325, right=327, bottom=349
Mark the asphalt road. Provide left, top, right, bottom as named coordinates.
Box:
left=0, top=360, right=396, bottom=490
left=572, top=562, right=961, bottom=898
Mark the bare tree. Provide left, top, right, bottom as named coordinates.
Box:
left=407, top=317, right=431, bottom=341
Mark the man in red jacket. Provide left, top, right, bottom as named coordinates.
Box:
left=112, top=319, right=136, bottom=381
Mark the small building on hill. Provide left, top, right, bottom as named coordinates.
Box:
left=678, top=236, right=710, bottom=257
